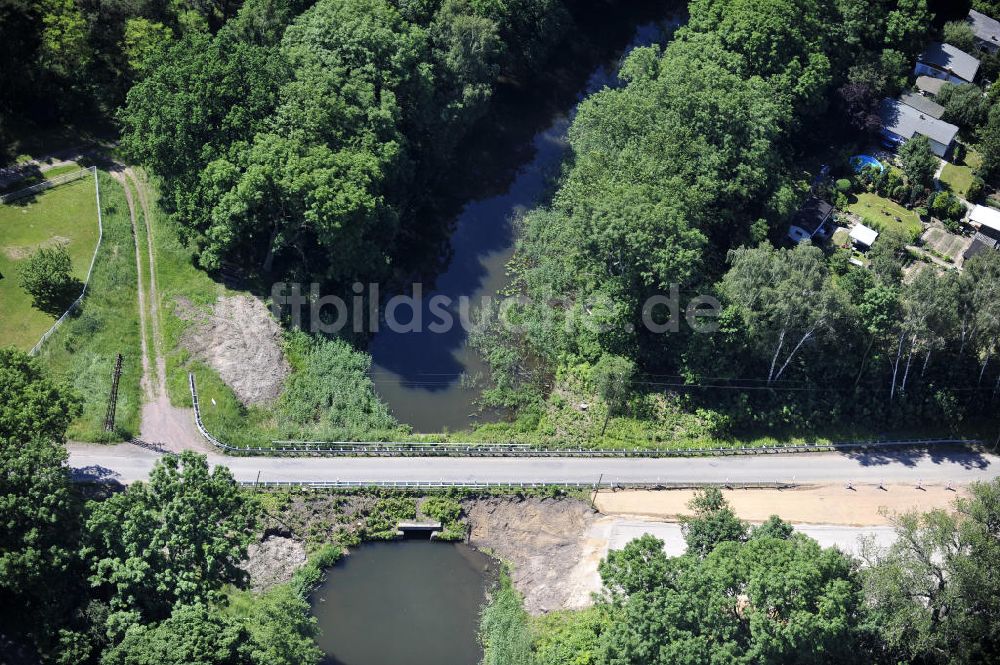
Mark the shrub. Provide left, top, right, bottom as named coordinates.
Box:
left=967, top=176, right=986, bottom=202
left=835, top=178, right=853, bottom=193
left=929, top=191, right=965, bottom=223
left=18, top=245, right=80, bottom=315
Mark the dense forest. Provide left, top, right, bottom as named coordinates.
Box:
left=471, top=0, right=1000, bottom=438
left=4, top=0, right=998, bottom=441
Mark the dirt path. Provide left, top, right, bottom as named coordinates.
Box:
left=113, top=167, right=208, bottom=452
left=125, top=168, right=167, bottom=393
left=594, top=484, right=969, bottom=526
left=111, top=171, right=154, bottom=402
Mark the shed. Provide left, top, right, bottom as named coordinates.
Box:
left=969, top=204, right=1000, bottom=240
left=914, top=42, right=981, bottom=84
left=850, top=224, right=879, bottom=249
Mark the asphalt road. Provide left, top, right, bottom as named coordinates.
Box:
left=67, top=443, right=999, bottom=486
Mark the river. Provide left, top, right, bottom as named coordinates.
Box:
left=311, top=541, right=497, bottom=665
left=369, top=6, right=681, bottom=433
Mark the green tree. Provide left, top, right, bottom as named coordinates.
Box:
left=0, top=349, right=82, bottom=650
left=0, top=436, right=80, bottom=640
left=0, top=347, right=80, bottom=443
left=863, top=478, right=1000, bottom=664
left=598, top=532, right=864, bottom=665
left=898, top=134, right=938, bottom=190
left=123, top=18, right=173, bottom=76
left=943, top=20, right=978, bottom=54
left=884, top=0, right=933, bottom=55
left=19, top=244, right=79, bottom=315
left=977, top=104, right=1000, bottom=182
left=82, top=452, right=256, bottom=633
left=938, top=83, right=991, bottom=131
left=591, top=354, right=635, bottom=436
left=100, top=604, right=245, bottom=665
left=680, top=487, right=748, bottom=556
left=721, top=243, right=845, bottom=384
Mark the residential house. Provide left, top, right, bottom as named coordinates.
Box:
left=788, top=197, right=834, bottom=244
left=968, top=9, right=1000, bottom=54
left=915, top=75, right=947, bottom=96
left=879, top=98, right=959, bottom=158
left=899, top=92, right=945, bottom=119
left=849, top=224, right=879, bottom=250
left=914, top=42, right=980, bottom=84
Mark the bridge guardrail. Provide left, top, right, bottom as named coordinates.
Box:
left=190, top=374, right=981, bottom=459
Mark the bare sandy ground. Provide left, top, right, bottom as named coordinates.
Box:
left=594, top=484, right=969, bottom=526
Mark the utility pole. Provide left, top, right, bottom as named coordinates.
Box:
left=104, top=354, right=123, bottom=432
left=591, top=473, right=604, bottom=509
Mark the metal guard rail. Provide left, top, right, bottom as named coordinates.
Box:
left=243, top=480, right=797, bottom=490
left=190, top=374, right=981, bottom=458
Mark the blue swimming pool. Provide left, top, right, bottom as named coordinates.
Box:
left=851, top=154, right=885, bottom=173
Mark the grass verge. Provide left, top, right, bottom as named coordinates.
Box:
left=35, top=172, right=143, bottom=441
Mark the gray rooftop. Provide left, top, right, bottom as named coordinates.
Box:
left=915, top=76, right=946, bottom=95
left=918, top=42, right=981, bottom=82
left=900, top=92, right=945, bottom=119
left=968, top=10, right=1000, bottom=46
left=880, top=98, right=959, bottom=147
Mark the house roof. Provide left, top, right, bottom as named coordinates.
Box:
left=918, top=42, right=981, bottom=82
left=790, top=197, right=833, bottom=235
left=970, top=204, right=1000, bottom=233
left=880, top=98, right=959, bottom=148
left=899, top=92, right=945, bottom=119
left=915, top=76, right=947, bottom=95
left=968, top=10, right=1000, bottom=47
left=850, top=224, right=879, bottom=247
left=964, top=233, right=999, bottom=261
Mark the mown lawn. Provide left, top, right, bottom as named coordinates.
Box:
left=0, top=175, right=99, bottom=350
left=846, top=193, right=923, bottom=240
left=35, top=173, right=143, bottom=441
left=940, top=163, right=975, bottom=198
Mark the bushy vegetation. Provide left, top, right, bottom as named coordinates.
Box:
left=0, top=350, right=343, bottom=664
left=514, top=484, right=1000, bottom=665
left=481, top=572, right=535, bottom=665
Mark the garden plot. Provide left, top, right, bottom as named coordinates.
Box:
left=921, top=226, right=970, bottom=262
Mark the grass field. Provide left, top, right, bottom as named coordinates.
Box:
left=35, top=173, right=143, bottom=441
left=940, top=163, right=975, bottom=198
left=847, top=192, right=923, bottom=241
left=0, top=175, right=99, bottom=350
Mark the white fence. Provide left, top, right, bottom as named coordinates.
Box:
left=3, top=167, right=106, bottom=356
left=1, top=167, right=93, bottom=203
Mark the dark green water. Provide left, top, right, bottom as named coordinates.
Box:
left=311, top=541, right=498, bottom=665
